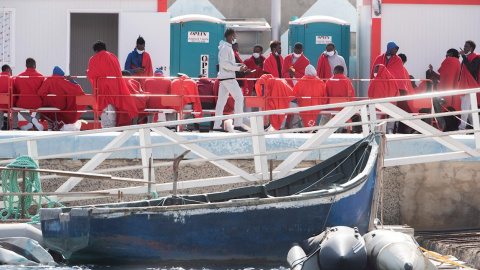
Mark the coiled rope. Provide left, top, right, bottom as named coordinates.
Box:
left=1, top=156, right=64, bottom=222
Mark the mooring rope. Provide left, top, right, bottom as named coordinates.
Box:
left=0, top=156, right=64, bottom=223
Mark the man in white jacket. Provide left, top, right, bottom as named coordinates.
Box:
left=213, top=28, right=248, bottom=132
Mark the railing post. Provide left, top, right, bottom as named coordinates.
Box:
left=93, top=78, right=99, bottom=129
left=8, top=76, right=12, bottom=130
left=139, top=128, right=155, bottom=184
left=470, top=93, right=480, bottom=149
left=251, top=115, right=269, bottom=180
left=360, top=105, right=370, bottom=136
left=27, top=140, right=39, bottom=166
left=368, top=103, right=378, bottom=132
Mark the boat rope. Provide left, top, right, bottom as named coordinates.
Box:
left=418, top=246, right=474, bottom=269
left=293, top=135, right=373, bottom=195
left=322, top=184, right=338, bottom=232
left=0, top=156, right=64, bottom=222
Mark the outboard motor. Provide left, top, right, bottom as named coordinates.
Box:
left=287, top=226, right=367, bottom=270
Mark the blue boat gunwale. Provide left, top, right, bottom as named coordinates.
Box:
left=53, top=134, right=380, bottom=216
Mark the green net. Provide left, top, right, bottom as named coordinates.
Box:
left=1, top=156, right=64, bottom=222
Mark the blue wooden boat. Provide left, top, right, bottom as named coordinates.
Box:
left=39, top=133, right=381, bottom=265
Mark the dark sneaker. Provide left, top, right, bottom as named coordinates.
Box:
left=233, top=126, right=249, bottom=132
left=211, top=128, right=228, bottom=133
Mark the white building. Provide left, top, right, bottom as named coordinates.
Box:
left=1, top=0, right=170, bottom=92
left=357, top=0, right=480, bottom=96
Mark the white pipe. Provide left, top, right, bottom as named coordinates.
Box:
left=271, top=0, right=281, bottom=41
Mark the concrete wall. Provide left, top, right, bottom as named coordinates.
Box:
left=387, top=162, right=480, bottom=230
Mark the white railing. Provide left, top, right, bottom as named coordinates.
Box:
left=1, top=86, right=480, bottom=205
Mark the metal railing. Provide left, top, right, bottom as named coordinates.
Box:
left=1, top=76, right=480, bottom=207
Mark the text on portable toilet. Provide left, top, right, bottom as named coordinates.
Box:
left=316, top=36, right=332, bottom=44
left=201, top=55, right=209, bottom=76
left=188, top=32, right=210, bottom=43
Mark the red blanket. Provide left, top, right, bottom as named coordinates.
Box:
left=38, top=75, right=86, bottom=124
left=263, top=53, right=283, bottom=78
left=325, top=74, right=355, bottom=111
left=294, top=75, right=327, bottom=130
left=458, top=62, right=480, bottom=102
left=171, top=76, right=203, bottom=118
left=368, top=65, right=399, bottom=99
left=316, top=54, right=332, bottom=80
left=326, top=74, right=354, bottom=99
left=117, top=78, right=149, bottom=126
left=467, top=53, right=480, bottom=85
left=130, top=51, right=154, bottom=88
left=371, top=54, right=410, bottom=92
left=438, top=57, right=461, bottom=110
left=244, top=55, right=265, bottom=96
left=144, top=74, right=171, bottom=109
left=87, top=51, right=138, bottom=118
left=281, top=54, right=310, bottom=88
left=0, top=72, right=13, bottom=109
left=255, top=74, right=294, bottom=130
left=14, top=68, right=44, bottom=109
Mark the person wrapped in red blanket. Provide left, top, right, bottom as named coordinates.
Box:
left=116, top=70, right=149, bottom=126
left=428, top=49, right=461, bottom=111
left=321, top=65, right=355, bottom=128
left=368, top=64, right=400, bottom=134
left=124, top=36, right=153, bottom=88
left=170, top=73, right=203, bottom=131
left=316, top=42, right=348, bottom=81
left=255, top=74, right=294, bottom=130
left=14, top=58, right=45, bottom=131
left=371, top=42, right=413, bottom=113
left=144, top=69, right=171, bottom=123
left=263, top=41, right=283, bottom=78
left=244, top=44, right=265, bottom=98
left=293, top=65, right=327, bottom=132
left=0, top=65, right=13, bottom=130
left=87, top=41, right=138, bottom=128
left=281, top=42, right=310, bottom=88
left=38, top=66, right=85, bottom=130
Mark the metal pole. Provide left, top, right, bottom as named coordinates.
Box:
left=21, top=170, right=26, bottom=219
left=271, top=0, right=281, bottom=41
left=148, top=155, right=152, bottom=195
left=172, top=150, right=191, bottom=197
left=269, top=159, right=273, bottom=181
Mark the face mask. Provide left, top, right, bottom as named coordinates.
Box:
left=293, top=53, right=302, bottom=58
left=326, top=51, right=334, bottom=57
left=373, top=73, right=378, bottom=77
left=232, top=39, right=237, bottom=44
left=137, top=49, right=144, bottom=54
left=274, top=51, right=279, bottom=56
left=253, top=53, right=260, bottom=58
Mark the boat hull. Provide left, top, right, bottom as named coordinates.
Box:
left=40, top=135, right=380, bottom=264
left=41, top=166, right=376, bottom=264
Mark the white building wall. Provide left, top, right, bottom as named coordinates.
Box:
left=3, top=0, right=159, bottom=76
left=381, top=4, right=480, bottom=81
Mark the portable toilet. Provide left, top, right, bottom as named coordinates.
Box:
left=289, top=16, right=350, bottom=73
left=170, top=14, right=226, bottom=78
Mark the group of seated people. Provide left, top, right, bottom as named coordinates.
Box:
left=2, top=37, right=478, bottom=133
left=0, top=61, right=86, bottom=131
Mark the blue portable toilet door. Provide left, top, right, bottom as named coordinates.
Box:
left=179, top=21, right=219, bottom=78
left=303, top=23, right=344, bottom=73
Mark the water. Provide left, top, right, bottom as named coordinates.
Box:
left=0, top=266, right=289, bottom=270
